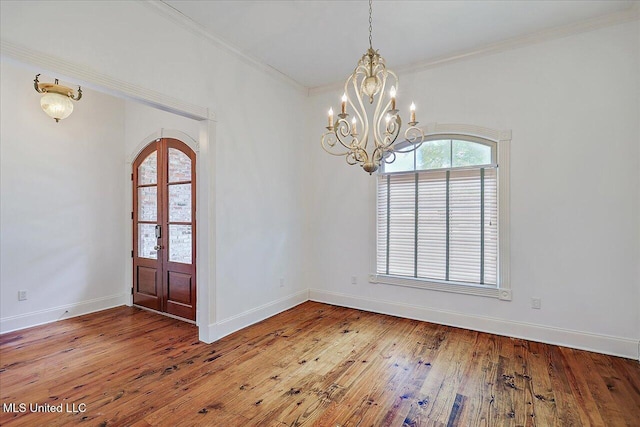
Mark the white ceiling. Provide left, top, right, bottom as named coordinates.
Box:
left=163, top=0, right=637, bottom=89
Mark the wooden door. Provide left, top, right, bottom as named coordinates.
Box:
left=133, top=138, right=196, bottom=321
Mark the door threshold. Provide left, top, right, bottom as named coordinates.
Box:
left=133, top=305, right=196, bottom=325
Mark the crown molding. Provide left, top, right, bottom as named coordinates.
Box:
left=144, top=0, right=308, bottom=95
left=309, top=5, right=640, bottom=96
left=3, top=1, right=635, bottom=100
left=0, top=39, right=212, bottom=121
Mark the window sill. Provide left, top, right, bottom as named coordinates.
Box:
left=369, top=274, right=512, bottom=300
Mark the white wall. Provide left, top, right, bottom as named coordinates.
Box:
left=124, top=101, right=201, bottom=157
left=0, top=60, right=128, bottom=332
left=307, top=20, right=640, bottom=358
left=637, top=17, right=640, bottom=354
left=0, top=0, right=309, bottom=338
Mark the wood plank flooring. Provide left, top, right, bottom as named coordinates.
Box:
left=1, top=301, right=639, bottom=426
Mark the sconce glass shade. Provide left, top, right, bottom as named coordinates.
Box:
left=40, top=92, right=74, bottom=122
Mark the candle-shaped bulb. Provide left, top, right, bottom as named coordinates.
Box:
left=390, top=86, right=396, bottom=111
left=328, top=107, right=334, bottom=127
left=410, top=102, right=416, bottom=123
left=385, top=114, right=391, bottom=124
left=341, top=93, right=347, bottom=115
left=351, top=116, right=358, bottom=134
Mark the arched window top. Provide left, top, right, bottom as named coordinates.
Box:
left=381, top=134, right=496, bottom=174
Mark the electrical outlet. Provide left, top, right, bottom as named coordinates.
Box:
left=351, top=275, right=357, bottom=285
left=18, top=290, right=27, bottom=301
left=531, top=297, right=541, bottom=309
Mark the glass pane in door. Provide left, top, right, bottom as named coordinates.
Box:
left=138, top=187, right=157, bottom=221
left=138, top=151, right=158, bottom=185
left=169, top=184, right=191, bottom=222
left=138, top=224, right=158, bottom=259
left=169, top=225, right=192, bottom=264
left=168, top=148, right=191, bottom=182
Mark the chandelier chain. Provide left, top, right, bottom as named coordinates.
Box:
left=368, top=0, right=373, bottom=49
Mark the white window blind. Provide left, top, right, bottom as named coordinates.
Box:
left=377, top=167, right=497, bottom=286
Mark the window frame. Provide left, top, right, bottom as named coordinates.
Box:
left=369, top=123, right=512, bottom=301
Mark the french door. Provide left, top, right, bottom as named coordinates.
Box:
left=132, top=138, right=196, bottom=321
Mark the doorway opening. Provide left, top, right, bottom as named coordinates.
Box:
left=132, top=138, right=196, bottom=321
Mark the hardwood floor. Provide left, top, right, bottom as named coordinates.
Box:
left=1, top=302, right=638, bottom=426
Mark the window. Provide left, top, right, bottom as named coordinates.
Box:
left=373, top=126, right=511, bottom=300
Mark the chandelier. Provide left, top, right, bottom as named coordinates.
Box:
left=34, top=74, right=82, bottom=122
left=321, top=0, right=424, bottom=174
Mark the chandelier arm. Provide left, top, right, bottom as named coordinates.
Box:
left=346, top=151, right=360, bottom=165
left=320, top=137, right=354, bottom=157
left=321, top=132, right=350, bottom=156
left=321, top=119, right=358, bottom=156
left=382, top=149, right=397, bottom=165
left=336, top=118, right=350, bottom=138
left=335, top=118, right=357, bottom=151
left=354, top=63, right=370, bottom=77
left=404, top=125, right=424, bottom=144
left=69, top=87, right=82, bottom=101
left=344, top=72, right=369, bottom=140
left=372, top=72, right=395, bottom=150
left=379, top=111, right=401, bottom=149
left=348, top=71, right=369, bottom=152
left=381, top=122, right=401, bottom=151
left=371, top=146, right=385, bottom=165
left=389, top=127, right=400, bottom=145
left=394, top=144, right=421, bottom=154
left=371, top=73, right=386, bottom=149
left=353, top=146, right=369, bottom=164
left=393, top=125, right=426, bottom=153
left=382, top=70, right=398, bottom=116
left=33, top=74, right=46, bottom=93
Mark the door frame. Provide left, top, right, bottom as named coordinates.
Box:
left=131, top=136, right=197, bottom=321
left=126, top=127, right=214, bottom=339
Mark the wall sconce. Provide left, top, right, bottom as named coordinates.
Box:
left=33, top=74, right=82, bottom=122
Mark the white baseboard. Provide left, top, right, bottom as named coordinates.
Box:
left=3, top=288, right=637, bottom=361
left=0, top=294, right=128, bottom=334
left=309, top=288, right=639, bottom=360
left=201, top=289, right=309, bottom=343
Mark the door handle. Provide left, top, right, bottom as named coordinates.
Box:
left=154, top=245, right=162, bottom=251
